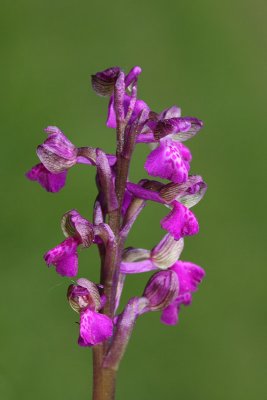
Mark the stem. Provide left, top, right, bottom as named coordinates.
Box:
left=92, top=75, right=140, bottom=400
left=93, top=346, right=117, bottom=400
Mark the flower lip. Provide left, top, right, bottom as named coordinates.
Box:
left=144, top=138, right=191, bottom=184
left=26, top=163, right=67, bottom=192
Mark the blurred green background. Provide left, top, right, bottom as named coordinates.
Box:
left=1, top=0, right=266, bottom=399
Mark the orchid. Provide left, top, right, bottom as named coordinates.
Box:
left=26, top=65, right=207, bottom=400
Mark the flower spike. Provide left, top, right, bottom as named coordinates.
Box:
left=27, top=65, right=207, bottom=389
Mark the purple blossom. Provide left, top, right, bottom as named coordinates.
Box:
left=144, top=138, right=192, bottom=184
left=136, top=105, right=203, bottom=143
left=26, top=126, right=117, bottom=193
left=161, top=261, right=205, bottom=325
left=161, top=201, right=199, bottom=240
left=26, top=163, right=67, bottom=193
left=78, top=309, right=113, bottom=346
left=44, top=237, right=79, bottom=277
left=27, top=64, right=207, bottom=375
left=120, top=234, right=184, bottom=274
left=124, top=181, right=200, bottom=241
left=44, top=211, right=95, bottom=277
left=68, top=279, right=113, bottom=346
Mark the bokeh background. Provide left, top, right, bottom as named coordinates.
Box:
left=1, top=0, right=266, bottom=399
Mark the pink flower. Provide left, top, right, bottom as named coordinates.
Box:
left=161, top=201, right=199, bottom=240
left=161, top=261, right=205, bottom=325
left=44, top=237, right=79, bottom=277
left=68, top=279, right=113, bottom=346
left=44, top=210, right=94, bottom=277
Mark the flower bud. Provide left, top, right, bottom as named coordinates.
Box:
left=67, top=278, right=101, bottom=313
left=91, top=67, right=121, bottom=96
left=143, top=270, right=179, bottom=311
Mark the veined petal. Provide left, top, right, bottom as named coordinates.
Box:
left=68, top=278, right=102, bottom=312
left=170, top=117, right=203, bottom=142
left=78, top=309, right=113, bottom=346
left=26, top=163, right=67, bottom=192
left=37, top=126, right=77, bottom=173
left=161, top=201, right=199, bottom=240
left=143, top=270, right=179, bottom=311
left=175, top=175, right=207, bottom=208
left=61, top=209, right=94, bottom=247
left=151, top=235, right=184, bottom=269
left=91, top=67, right=121, bottom=96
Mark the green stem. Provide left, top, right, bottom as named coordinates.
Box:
left=92, top=346, right=117, bottom=400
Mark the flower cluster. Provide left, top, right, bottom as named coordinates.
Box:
left=26, top=66, right=206, bottom=361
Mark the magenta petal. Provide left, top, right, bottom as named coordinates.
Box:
left=26, top=163, right=67, bottom=192
left=126, top=182, right=164, bottom=203
left=44, top=237, right=79, bottom=277
left=120, top=259, right=156, bottom=274
left=78, top=309, right=113, bottom=346
left=161, top=304, right=179, bottom=325
left=121, top=189, right=133, bottom=216
left=106, top=96, right=117, bottom=128
left=124, top=66, right=142, bottom=87
left=55, top=252, right=78, bottom=277
left=161, top=201, right=199, bottom=240
left=171, top=261, right=205, bottom=294
left=144, top=139, right=191, bottom=184
left=161, top=261, right=205, bottom=325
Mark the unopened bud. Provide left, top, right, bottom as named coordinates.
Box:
left=91, top=67, right=121, bottom=96
left=143, top=270, right=179, bottom=311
